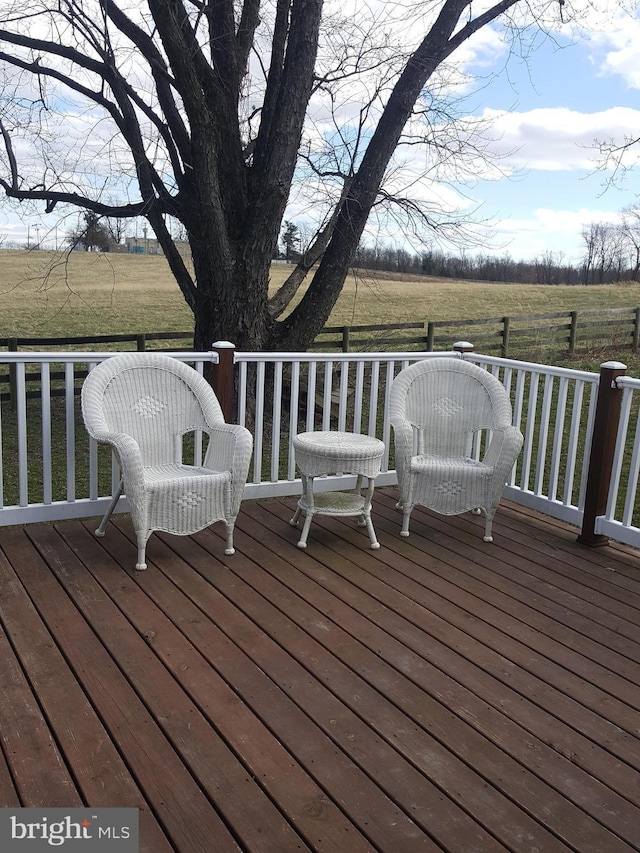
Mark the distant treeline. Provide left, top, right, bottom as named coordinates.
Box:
left=352, top=239, right=638, bottom=286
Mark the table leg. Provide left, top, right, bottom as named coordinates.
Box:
left=360, top=477, right=380, bottom=549
left=297, top=511, right=314, bottom=549
left=291, top=473, right=316, bottom=548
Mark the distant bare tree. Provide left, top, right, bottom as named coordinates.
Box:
left=619, top=206, right=640, bottom=281
left=581, top=221, right=620, bottom=284
left=107, top=217, right=128, bottom=246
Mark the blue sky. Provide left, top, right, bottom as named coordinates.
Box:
left=446, top=4, right=640, bottom=264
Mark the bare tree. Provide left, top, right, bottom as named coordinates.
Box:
left=581, top=221, right=621, bottom=284
left=0, top=0, right=573, bottom=350
left=619, top=206, right=640, bottom=281
left=107, top=216, right=129, bottom=246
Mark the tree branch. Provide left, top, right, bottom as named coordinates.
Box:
left=276, top=0, right=522, bottom=349
left=252, top=0, right=292, bottom=160
left=248, top=0, right=323, bottom=257
left=236, top=0, right=261, bottom=77
left=444, top=0, right=520, bottom=60
left=102, top=0, right=191, bottom=168
left=0, top=117, right=18, bottom=191
left=0, top=183, right=147, bottom=217
left=0, top=29, right=180, bottom=202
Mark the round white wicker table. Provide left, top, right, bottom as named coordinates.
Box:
left=290, top=430, right=385, bottom=549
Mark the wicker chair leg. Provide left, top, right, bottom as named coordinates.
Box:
left=224, top=521, right=235, bottom=555
left=400, top=506, right=412, bottom=538
left=483, top=512, right=494, bottom=543
left=135, top=536, right=147, bottom=571
left=95, top=480, right=124, bottom=538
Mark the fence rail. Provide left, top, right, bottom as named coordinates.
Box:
left=2, top=345, right=637, bottom=552
left=315, top=307, right=640, bottom=356
left=3, top=306, right=640, bottom=362
left=3, top=306, right=636, bottom=371
left=0, top=331, right=193, bottom=350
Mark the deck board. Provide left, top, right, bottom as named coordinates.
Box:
left=237, top=499, right=640, bottom=849
left=0, top=492, right=639, bottom=852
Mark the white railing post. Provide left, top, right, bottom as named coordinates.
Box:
left=454, top=340, right=474, bottom=356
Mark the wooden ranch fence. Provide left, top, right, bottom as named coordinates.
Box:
left=0, top=332, right=193, bottom=402
left=311, top=307, right=640, bottom=355
left=1, top=307, right=639, bottom=401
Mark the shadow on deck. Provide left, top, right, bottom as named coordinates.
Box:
left=0, top=490, right=639, bottom=852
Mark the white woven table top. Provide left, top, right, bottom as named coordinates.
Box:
left=293, top=431, right=385, bottom=477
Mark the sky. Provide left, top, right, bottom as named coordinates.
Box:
left=1, top=1, right=639, bottom=268
left=435, top=1, right=640, bottom=265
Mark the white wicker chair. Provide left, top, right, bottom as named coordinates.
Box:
left=389, top=358, right=523, bottom=542
left=81, top=352, right=253, bottom=570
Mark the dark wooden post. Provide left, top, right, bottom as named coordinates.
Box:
left=633, top=307, right=640, bottom=352
left=341, top=326, right=350, bottom=352
left=8, top=337, right=18, bottom=408
left=577, top=360, right=626, bottom=547
left=501, top=316, right=510, bottom=358
left=568, top=311, right=578, bottom=354
left=210, top=341, right=236, bottom=422
left=426, top=321, right=435, bottom=351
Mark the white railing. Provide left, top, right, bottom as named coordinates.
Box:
left=0, top=351, right=218, bottom=525
left=1, top=346, right=637, bottom=550
left=597, top=373, right=640, bottom=547
left=467, top=354, right=599, bottom=528
left=235, top=350, right=458, bottom=498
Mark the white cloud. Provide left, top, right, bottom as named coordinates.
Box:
left=596, top=18, right=640, bottom=87
left=476, top=106, right=640, bottom=171
left=564, top=2, right=640, bottom=87
left=488, top=206, right=625, bottom=261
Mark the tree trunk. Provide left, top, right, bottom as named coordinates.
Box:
left=191, top=239, right=272, bottom=352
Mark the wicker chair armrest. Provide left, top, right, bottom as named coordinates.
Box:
left=90, top=430, right=144, bottom=479
left=391, top=420, right=414, bottom=462
left=204, top=423, right=253, bottom=515
left=483, top=424, right=524, bottom=472
left=89, top=430, right=147, bottom=520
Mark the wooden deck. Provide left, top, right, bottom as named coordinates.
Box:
left=1, top=490, right=639, bottom=852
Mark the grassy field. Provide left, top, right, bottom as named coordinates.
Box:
left=2, top=248, right=640, bottom=375
left=0, top=249, right=194, bottom=337
left=2, top=248, right=640, bottom=338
